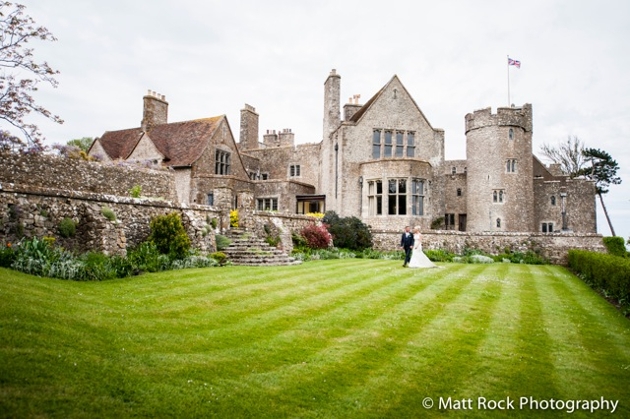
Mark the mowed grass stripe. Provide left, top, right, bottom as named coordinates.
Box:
left=128, top=261, right=412, bottom=351
left=535, top=264, right=630, bottom=410
left=228, top=264, right=484, bottom=415
left=138, top=262, right=461, bottom=375
left=345, top=264, right=506, bottom=418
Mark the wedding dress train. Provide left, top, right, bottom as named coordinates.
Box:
left=408, top=234, right=436, bottom=268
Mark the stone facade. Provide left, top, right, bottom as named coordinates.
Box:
left=3, top=69, right=599, bottom=264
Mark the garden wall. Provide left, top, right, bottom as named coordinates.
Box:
left=0, top=183, right=218, bottom=256
left=372, top=229, right=605, bottom=265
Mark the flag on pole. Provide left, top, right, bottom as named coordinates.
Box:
left=508, top=57, right=521, bottom=68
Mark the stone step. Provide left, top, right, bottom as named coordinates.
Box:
left=222, top=229, right=301, bottom=266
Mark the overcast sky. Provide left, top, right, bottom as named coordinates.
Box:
left=8, top=0, right=630, bottom=244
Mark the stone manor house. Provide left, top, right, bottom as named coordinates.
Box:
left=89, top=69, right=597, bottom=235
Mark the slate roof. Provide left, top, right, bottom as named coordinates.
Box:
left=97, top=116, right=224, bottom=167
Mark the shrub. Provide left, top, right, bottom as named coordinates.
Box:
left=58, top=217, right=77, bottom=238
left=322, top=211, right=373, bottom=251
left=129, top=185, right=142, bottom=198
left=230, top=209, right=239, bottom=228
left=603, top=236, right=627, bottom=257
left=210, top=251, right=227, bottom=266
left=148, top=212, right=191, bottom=260
left=425, top=249, right=456, bottom=262
left=430, top=217, right=445, bottom=230
left=0, top=242, right=15, bottom=267
left=127, top=241, right=169, bottom=273
left=101, top=206, right=117, bottom=222
left=299, top=223, right=333, bottom=250
left=215, top=234, right=231, bottom=251
left=568, top=249, right=630, bottom=311
left=493, top=250, right=548, bottom=265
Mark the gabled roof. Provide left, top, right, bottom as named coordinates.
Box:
left=349, top=75, right=437, bottom=130
left=97, top=128, right=144, bottom=160
left=98, top=116, right=224, bottom=167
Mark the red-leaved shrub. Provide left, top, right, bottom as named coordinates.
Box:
left=300, top=223, right=333, bottom=249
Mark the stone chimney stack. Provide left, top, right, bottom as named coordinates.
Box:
left=323, top=69, right=341, bottom=141
left=141, top=90, right=168, bottom=131
left=239, top=103, right=259, bottom=150
left=343, top=94, right=362, bottom=121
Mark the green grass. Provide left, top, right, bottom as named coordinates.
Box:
left=1, top=260, right=629, bottom=418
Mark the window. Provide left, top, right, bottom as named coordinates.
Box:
left=373, top=129, right=415, bottom=159
left=261, top=173, right=269, bottom=180
left=445, top=213, right=455, bottom=230
left=384, top=131, right=393, bottom=157
left=509, top=128, right=514, bottom=140
left=257, top=198, right=278, bottom=211
left=464, top=167, right=467, bottom=173
left=452, top=167, right=457, bottom=174
left=206, top=193, right=214, bottom=206
left=506, top=159, right=517, bottom=173
left=406, top=132, right=415, bottom=157
left=493, top=189, right=505, bottom=203
left=411, top=178, right=424, bottom=215
left=496, top=218, right=502, bottom=228
left=542, top=222, right=554, bottom=233
left=395, top=131, right=404, bottom=157
left=368, top=180, right=383, bottom=215
left=289, top=165, right=301, bottom=177
left=372, top=130, right=381, bottom=159
left=456, top=188, right=462, bottom=197
left=215, top=150, right=231, bottom=175
left=551, top=196, right=556, bottom=206
left=388, top=178, right=407, bottom=215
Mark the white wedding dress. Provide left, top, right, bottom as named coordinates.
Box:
left=408, top=234, right=436, bottom=268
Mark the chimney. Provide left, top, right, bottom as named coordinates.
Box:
left=239, top=103, right=259, bottom=150
left=141, top=90, right=168, bottom=131
left=278, top=128, right=295, bottom=147
left=323, top=69, right=341, bottom=141
left=343, top=94, right=362, bottom=121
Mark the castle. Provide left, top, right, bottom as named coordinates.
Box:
left=89, top=69, right=597, bottom=236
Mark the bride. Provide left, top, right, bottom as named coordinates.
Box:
left=408, top=227, right=436, bottom=268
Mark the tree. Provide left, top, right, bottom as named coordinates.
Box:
left=539, top=135, right=585, bottom=176
left=0, top=2, right=62, bottom=151
left=577, top=148, right=622, bottom=236
left=67, top=137, right=93, bottom=152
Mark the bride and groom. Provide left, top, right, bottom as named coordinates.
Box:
left=401, top=225, right=436, bottom=268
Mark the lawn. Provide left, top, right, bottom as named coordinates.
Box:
left=1, top=260, right=629, bottom=418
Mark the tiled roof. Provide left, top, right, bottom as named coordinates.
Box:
left=97, top=128, right=143, bottom=160
left=98, top=116, right=224, bottom=167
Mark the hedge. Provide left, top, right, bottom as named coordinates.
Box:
left=568, top=249, right=630, bottom=304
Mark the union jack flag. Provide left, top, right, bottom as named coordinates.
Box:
left=508, top=57, right=521, bottom=68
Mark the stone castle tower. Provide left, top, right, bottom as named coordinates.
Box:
left=465, top=104, right=534, bottom=232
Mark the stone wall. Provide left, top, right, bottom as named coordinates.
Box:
left=0, top=183, right=218, bottom=256
left=372, top=229, right=604, bottom=265
left=0, top=152, right=177, bottom=201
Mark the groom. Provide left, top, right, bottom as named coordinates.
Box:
left=400, top=225, right=414, bottom=267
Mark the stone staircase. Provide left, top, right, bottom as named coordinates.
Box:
left=222, top=229, right=302, bottom=266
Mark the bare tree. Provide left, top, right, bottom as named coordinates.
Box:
left=539, top=135, right=585, bottom=176
left=0, top=2, right=63, bottom=151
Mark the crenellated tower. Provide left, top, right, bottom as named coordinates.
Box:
left=465, top=104, right=534, bottom=232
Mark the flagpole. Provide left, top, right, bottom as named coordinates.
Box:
left=507, top=55, right=511, bottom=106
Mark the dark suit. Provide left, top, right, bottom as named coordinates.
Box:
left=401, top=231, right=415, bottom=266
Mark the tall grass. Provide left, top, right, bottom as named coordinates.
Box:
left=1, top=260, right=629, bottom=418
